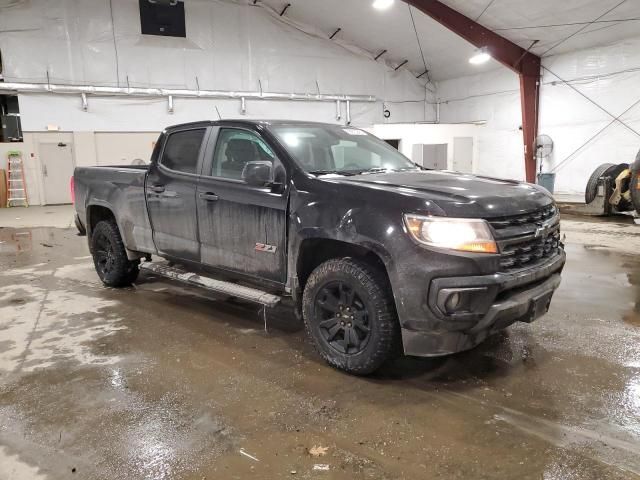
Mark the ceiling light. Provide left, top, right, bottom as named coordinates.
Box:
left=469, top=48, right=491, bottom=65
left=373, top=0, right=394, bottom=10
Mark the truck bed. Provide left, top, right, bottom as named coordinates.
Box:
left=74, top=164, right=155, bottom=255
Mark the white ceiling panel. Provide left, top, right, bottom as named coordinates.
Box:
left=256, top=0, right=640, bottom=80
left=441, top=0, right=640, bottom=56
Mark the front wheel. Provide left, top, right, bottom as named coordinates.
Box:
left=302, top=258, right=400, bottom=375
left=91, top=220, right=139, bottom=287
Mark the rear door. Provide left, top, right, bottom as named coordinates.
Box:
left=146, top=127, right=208, bottom=262
left=196, top=127, right=288, bottom=284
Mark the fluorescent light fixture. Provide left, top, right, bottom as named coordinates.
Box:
left=469, top=48, right=491, bottom=65
left=373, top=0, right=394, bottom=10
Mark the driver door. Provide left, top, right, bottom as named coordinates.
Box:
left=196, top=127, right=288, bottom=284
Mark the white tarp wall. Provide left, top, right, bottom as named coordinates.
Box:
left=437, top=36, right=640, bottom=195
left=0, top=0, right=434, bottom=131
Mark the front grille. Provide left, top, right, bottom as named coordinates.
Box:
left=488, top=204, right=557, bottom=230
left=488, top=204, right=562, bottom=272
left=499, top=227, right=561, bottom=270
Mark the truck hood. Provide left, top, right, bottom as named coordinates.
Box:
left=323, top=169, right=553, bottom=218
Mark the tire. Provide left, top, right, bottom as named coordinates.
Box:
left=91, top=220, right=139, bottom=287
left=302, top=258, right=400, bottom=375
left=631, top=170, right=640, bottom=216
left=585, top=163, right=628, bottom=204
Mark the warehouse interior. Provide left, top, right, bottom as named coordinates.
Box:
left=1, top=0, right=640, bottom=479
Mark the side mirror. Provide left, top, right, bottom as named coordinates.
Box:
left=242, top=161, right=273, bottom=187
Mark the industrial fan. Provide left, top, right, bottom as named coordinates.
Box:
left=535, top=134, right=554, bottom=169
left=535, top=134, right=554, bottom=192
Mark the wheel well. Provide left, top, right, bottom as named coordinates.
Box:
left=87, top=205, right=116, bottom=236
left=296, top=238, right=390, bottom=292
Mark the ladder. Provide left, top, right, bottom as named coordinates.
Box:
left=7, top=151, right=28, bottom=207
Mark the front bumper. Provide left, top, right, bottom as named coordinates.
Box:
left=399, top=250, right=566, bottom=357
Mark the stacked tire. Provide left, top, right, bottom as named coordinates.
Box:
left=586, top=149, right=640, bottom=215
left=585, top=163, right=628, bottom=204
left=631, top=149, right=640, bottom=216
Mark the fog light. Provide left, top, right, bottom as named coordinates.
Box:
left=445, top=292, right=461, bottom=313
left=435, top=286, right=491, bottom=317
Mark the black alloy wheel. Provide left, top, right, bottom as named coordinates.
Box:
left=90, top=220, right=139, bottom=287
left=302, top=257, right=400, bottom=375
left=94, top=230, right=117, bottom=277
left=315, top=281, right=371, bottom=355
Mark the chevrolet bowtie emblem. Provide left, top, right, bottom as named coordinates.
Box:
left=535, top=224, right=550, bottom=238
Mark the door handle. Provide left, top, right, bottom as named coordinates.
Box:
left=199, top=192, right=219, bottom=201
left=150, top=184, right=165, bottom=193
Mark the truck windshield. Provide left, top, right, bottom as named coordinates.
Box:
left=271, top=125, right=419, bottom=175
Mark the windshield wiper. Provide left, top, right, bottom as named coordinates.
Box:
left=358, top=167, right=418, bottom=175
left=309, top=169, right=360, bottom=176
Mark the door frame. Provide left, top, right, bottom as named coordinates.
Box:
left=145, top=125, right=212, bottom=261
left=195, top=125, right=291, bottom=285
left=38, top=140, right=75, bottom=205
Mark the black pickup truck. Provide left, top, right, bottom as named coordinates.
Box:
left=73, top=120, right=565, bottom=375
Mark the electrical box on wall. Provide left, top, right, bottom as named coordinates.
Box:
left=139, top=0, right=186, bottom=37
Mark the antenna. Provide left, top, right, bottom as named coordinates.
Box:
left=214, top=105, right=222, bottom=120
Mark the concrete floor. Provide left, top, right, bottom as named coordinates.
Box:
left=0, top=205, right=76, bottom=230
left=0, top=209, right=639, bottom=479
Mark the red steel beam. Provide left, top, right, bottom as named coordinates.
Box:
left=405, top=0, right=541, bottom=182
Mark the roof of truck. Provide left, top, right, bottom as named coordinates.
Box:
left=164, top=119, right=345, bottom=131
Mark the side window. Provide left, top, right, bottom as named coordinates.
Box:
left=160, top=129, right=206, bottom=174
left=211, top=128, right=275, bottom=180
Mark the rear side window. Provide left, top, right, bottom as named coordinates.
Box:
left=160, top=129, right=206, bottom=174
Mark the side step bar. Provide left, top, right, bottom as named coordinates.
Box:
left=140, top=262, right=281, bottom=307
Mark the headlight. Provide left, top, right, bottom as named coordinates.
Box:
left=403, top=214, right=498, bottom=253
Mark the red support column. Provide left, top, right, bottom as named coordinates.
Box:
left=520, top=64, right=541, bottom=182
left=404, top=0, right=542, bottom=182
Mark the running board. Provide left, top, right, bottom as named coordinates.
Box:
left=140, top=262, right=281, bottom=307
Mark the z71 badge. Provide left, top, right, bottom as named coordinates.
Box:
left=255, top=243, right=277, bottom=254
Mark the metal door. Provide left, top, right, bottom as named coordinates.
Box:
left=40, top=142, right=74, bottom=204
left=412, top=144, right=448, bottom=170
left=453, top=137, right=473, bottom=173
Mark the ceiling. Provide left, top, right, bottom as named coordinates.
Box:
left=257, top=0, right=640, bottom=81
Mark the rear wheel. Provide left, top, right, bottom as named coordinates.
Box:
left=91, top=220, right=139, bottom=287
left=302, top=258, right=400, bottom=375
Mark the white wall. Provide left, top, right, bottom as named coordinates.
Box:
left=0, top=0, right=436, bottom=205
left=436, top=36, right=640, bottom=194
left=0, top=0, right=433, bottom=130
left=4, top=132, right=160, bottom=206
left=367, top=123, right=484, bottom=172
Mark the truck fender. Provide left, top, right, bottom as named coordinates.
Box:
left=86, top=202, right=145, bottom=261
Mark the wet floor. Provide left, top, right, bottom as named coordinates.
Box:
left=0, top=225, right=639, bottom=479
